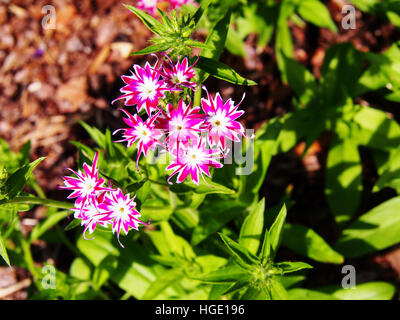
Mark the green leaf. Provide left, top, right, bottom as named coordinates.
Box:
left=282, top=55, right=318, bottom=106
left=130, top=43, right=172, bottom=56
left=197, top=8, right=231, bottom=83
left=268, top=276, right=289, bottom=300
left=275, top=261, right=313, bottom=274
left=142, top=267, right=184, bottom=300
left=320, top=43, right=365, bottom=105
left=64, top=218, right=82, bottom=231
left=225, top=28, right=246, bottom=57
left=218, top=233, right=260, bottom=269
left=319, top=282, right=396, bottom=300
left=297, top=0, right=338, bottom=32
left=325, top=137, right=362, bottom=224
left=238, top=119, right=282, bottom=204
left=239, top=198, right=265, bottom=255
left=269, top=204, right=287, bottom=259
left=124, top=4, right=164, bottom=34
left=288, top=288, right=337, bottom=300
left=170, top=176, right=235, bottom=195
left=70, top=257, right=91, bottom=281
left=334, top=196, right=400, bottom=258
left=259, top=230, right=271, bottom=263
left=347, top=106, right=400, bottom=150
left=79, top=121, right=105, bottom=149
left=30, top=210, right=68, bottom=242
left=192, top=265, right=248, bottom=283
left=196, top=56, right=257, bottom=86
left=282, top=223, right=344, bottom=264
left=4, top=157, right=45, bottom=199
left=0, top=230, right=10, bottom=266
left=374, top=147, right=400, bottom=193
left=185, top=39, right=210, bottom=49
left=191, top=200, right=246, bottom=245
left=275, top=2, right=295, bottom=82
left=355, top=42, right=400, bottom=96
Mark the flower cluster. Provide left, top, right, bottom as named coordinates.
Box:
left=59, top=152, right=149, bottom=246
left=113, top=55, right=246, bottom=185
left=137, top=0, right=197, bottom=16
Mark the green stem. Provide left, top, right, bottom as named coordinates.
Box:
left=1, top=196, right=74, bottom=210
left=194, top=84, right=202, bottom=107
left=21, top=237, right=40, bottom=287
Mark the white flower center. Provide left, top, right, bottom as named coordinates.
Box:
left=209, top=113, right=228, bottom=130
left=81, top=177, right=97, bottom=195
left=139, top=78, right=158, bottom=99
left=135, top=124, right=152, bottom=143
left=172, top=72, right=187, bottom=84
left=113, top=200, right=136, bottom=221
left=185, top=147, right=205, bottom=167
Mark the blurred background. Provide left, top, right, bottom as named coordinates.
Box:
left=0, top=0, right=399, bottom=299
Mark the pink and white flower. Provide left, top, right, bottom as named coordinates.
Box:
left=113, top=61, right=167, bottom=115
left=160, top=56, right=197, bottom=91
left=166, top=138, right=223, bottom=185
left=201, top=89, right=245, bottom=150
left=114, top=109, right=164, bottom=171
left=72, top=197, right=111, bottom=240
left=102, top=188, right=150, bottom=247
left=59, top=152, right=113, bottom=211
left=156, top=98, right=203, bottom=155
left=170, top=0, right=198, bottom=10
left=136, top=0, right=159, bottom=16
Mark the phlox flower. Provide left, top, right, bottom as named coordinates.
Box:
left=59, top=152, right=113, bottom=211
left=136, top=0, right=159, bottom=16
left=160, top=56, right=197, bottom=91
left=114, top=109, right=164, bottom=171
left=201, top=89, right=245, bottom=150
left=71, top=195, right=111, bottom=240
left=166, top=138, right=223, bottom=185
left=102, top=188, right=150, bottom=247
left=170, top=0, right=198, bottom=10
left=113, top=61, right=167, bottom=115
left=156, top=98, right=203, bottom=155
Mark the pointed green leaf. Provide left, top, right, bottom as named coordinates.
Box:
left=269, top=204, right=287, bottom=259
left=275, top=261, right=313, bottom=274
left=260, top=230, right=271, bottom=263
left=142, top=267, right=185, bottom=300
left=192, top=265, right=248, bottom=283
left=130, top=43, right=172, bottom=56
left=239, top=198, right=265, bottom=255
left=0, top=230, right=10, bottom=266
left=319, top=281, right=396, bottom=300
left=197, top=56, right=257, bottom=86
left=124, top=4, right=164, bottom=34
left=282, top=223, right=344, bottom=264
left=4, top=157, right=45, bottom=199
left=297, top=0, right=338, bottom=32
left=218, top=233, right=260, bottom=269
left=30, top=210, right=68, bottom=242
left=269, top=276, right=289, bottom=300
left=282, top=54, right=318, bottom=106
left=334, top=196, right=400, bottom=258
left=64, top=218, right=82, bottom=231
left=325, top=137, right=362, bottom=225
left=288, top=288, right=337, bottom=300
